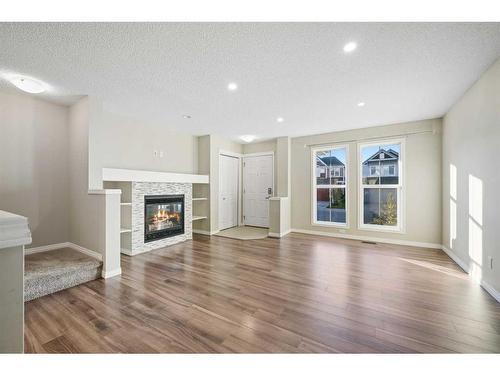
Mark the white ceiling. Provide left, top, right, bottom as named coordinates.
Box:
left=1, top=22, right=500, bottom=142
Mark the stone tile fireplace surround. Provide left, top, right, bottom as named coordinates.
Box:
left=130, top=182, right=192, bottom=255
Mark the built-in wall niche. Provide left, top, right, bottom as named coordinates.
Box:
left=103, top=181, right=133, bottom=253
left=192, top=183, right=209, bottom=227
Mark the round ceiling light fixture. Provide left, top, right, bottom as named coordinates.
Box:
left=276, top=117, right=284, bottom=123
left=227, top=82, right=238, bottom=91
left=8, top=75, right=47, bottom=94
left=343, top=41, right=357, bottom=53
left=183, top=115, right=192, bottom=119
left=357, top=102, right=365, bottom=107
left=240, top=135, right=257, bottom=143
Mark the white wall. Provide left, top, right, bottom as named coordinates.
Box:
left=442, top=58, right=500, bottom=294
left=0, top=91, right=70, bottom=248
left=88, top=104, right=198, bottom=189
left=291, top=118, right=443, bottom=246
left=68, top=97, right=107, bottom=256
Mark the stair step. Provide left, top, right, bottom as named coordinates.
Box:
left=24, top=247, right=102, bottom=302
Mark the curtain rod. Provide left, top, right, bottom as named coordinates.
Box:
left=303, top=128, right=437, bottom=148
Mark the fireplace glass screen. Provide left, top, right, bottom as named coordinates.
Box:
left=144, top=195, right=184, bottom=242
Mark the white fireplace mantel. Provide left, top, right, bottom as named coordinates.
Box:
left=102, top=168, right=209, bottom=184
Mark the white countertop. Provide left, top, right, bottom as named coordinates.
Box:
left=0, top=210, right=32, bottom=249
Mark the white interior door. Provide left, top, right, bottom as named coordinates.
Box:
left=243, top=154, right=274, bottom=227
left=219, top=154, right=239, bottom=231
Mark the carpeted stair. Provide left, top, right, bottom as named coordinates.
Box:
left=24, top=247, right=102, bottom=301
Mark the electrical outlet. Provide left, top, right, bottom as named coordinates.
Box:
left=159, top=151, right=164, bottom=158
left=488, top=256, right=493, bottom=270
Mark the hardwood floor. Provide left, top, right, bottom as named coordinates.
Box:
left=24, top=233, right=500, bottom=353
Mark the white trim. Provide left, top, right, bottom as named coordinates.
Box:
left=25, top=242, right=69, bottom=255
left=102, top=168, right=209, bottom=184
left=102, top=268, right=122, bottom=279
left=481, top=280, right=500, bottom=304
left=192, top=229, right=220, bottom=236
left=358, top=138, right=405, bottom=233
left=242, top=151, right=275, bottom=158
left=70, top=242, right=103, bottom=261
left=311, top=144, right=349, bottom=228
left=440, top=245, right=470, bottom=273
left=25, top=241, right=103, bottom=261
left=291, top=228, right=442, bottom=249
left=268, top=229, right=291, bottom=238
left=219, top=149, right=243, bottom=158
left=440, top=245, right=500, bottom=304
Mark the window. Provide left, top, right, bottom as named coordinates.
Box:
left=359, top=140, right=403, bottom=231
left=312, top=145, right=348, bottom=226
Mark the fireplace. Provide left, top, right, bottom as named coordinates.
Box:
left=144, top=195, right=185, bottom=242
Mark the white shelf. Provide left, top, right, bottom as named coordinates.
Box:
left=120, top=202, right=132, bottom=206
left=103, top=168, right=209, bottom=184
left=192, top=216, right=207, bottom=221
left=120, top=227, right=132, bottom=233
left=192, top=197, right=207, bottom=201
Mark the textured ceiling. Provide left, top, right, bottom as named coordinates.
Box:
left=1, top=22, right=500, bottom=141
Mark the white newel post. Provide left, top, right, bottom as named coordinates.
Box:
left=88, top=189, right=122, bottom=279
left=103, top=190, right=122, bottom=278
left=0, top=210, right=32, bottom=353
left=268, top=197, right=291, bottom=238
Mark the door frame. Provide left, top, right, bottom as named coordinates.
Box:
left=218, top=150, right=243, bottom=229
left=242, top=151, right=275, bottom=227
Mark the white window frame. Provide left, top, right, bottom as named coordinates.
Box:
left=358, top=138, right=405, bottom=233
left=311, top=144, right=349, bottom=228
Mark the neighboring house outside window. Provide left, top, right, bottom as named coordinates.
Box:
left=359, top=141, right=403, bottom=232
left=312, top=146, right=348, bottom=226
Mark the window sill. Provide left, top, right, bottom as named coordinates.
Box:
left=358, top=224, right=404, bottom=234
left=312, top=221, right=349, bottom=229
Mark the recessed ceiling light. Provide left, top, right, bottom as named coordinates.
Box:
left=343, top=42, right=357, bottom=53
left=357, top=102, right=365, bottom=107
left=183, top=115, right=192, bottom=119
left=227, top=82, right=238, bottom=91
left=240, top=135, right=257, bottom=143
left=276, top=117, right=284, bottom=123
left=8, top=75, right=46, bottom=94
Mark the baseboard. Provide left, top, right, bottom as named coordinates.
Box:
left=25, top=242, right=70, bottom=255
left=69, top=242, right=103, bottom=261
left=192, top=229, right=220, bottom=236
left=441, top=245, right=470, bottom=273
left=192, top=229, right=212, bottom=236
left=291, top=228, right=442, bottom=249
left=480, top=280, right=500, bottom=303
left=440, top=247, right=500, bottom=304
left=102, top=268, right=122, bottom=279
left=25, top=241, right=103, bottom=261
left=268, top=229, right=291, bottom=238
